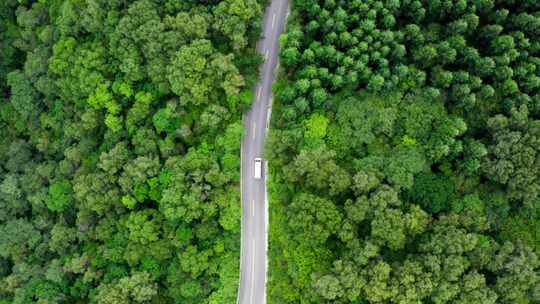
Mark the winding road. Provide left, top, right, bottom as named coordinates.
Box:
left=238, top=0, right=289, bottom=303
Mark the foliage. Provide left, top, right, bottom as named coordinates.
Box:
left=268, top=0, right=540, bottom=303
left=0, top=0, right=263, bottom=302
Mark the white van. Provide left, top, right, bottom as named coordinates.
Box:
left=254, top=158, right=263, bottom=179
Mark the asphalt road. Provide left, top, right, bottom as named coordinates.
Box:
left=237, top=1, right=289, bottom=303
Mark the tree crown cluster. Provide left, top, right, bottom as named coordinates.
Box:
left=0, top=0, right=264, bottom=303
left=268, top=0, right=540, bottom=303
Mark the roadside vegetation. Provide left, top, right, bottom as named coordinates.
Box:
left=268, top=0, right=540, bottom=303
left=0, top=0, right=264, bottom=303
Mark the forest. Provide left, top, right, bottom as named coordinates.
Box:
left=0, top=0, right=264, bottom=303
left=268, top=0, right=540, bottom=303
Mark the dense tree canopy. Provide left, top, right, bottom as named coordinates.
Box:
left=268, top=0, right=540, bottom=303
left=0, top=0, right=263, bottom=302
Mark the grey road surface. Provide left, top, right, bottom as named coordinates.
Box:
left=238, top=0, right=289, bottom=303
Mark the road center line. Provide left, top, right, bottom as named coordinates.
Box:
left=265, top=50, right=269, bottom=61
left=252, top=122, right=256, bottom=140
left=250, top=239, right=256, bottom=303
left=272, top=14, right=276, bottom=29
left=252, top=200, right=255, bottom=217
left=257, top=87, right=262, bottom=100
